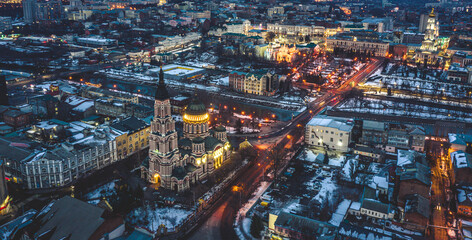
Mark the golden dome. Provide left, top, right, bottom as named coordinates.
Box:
left=183, top=113, right=209, bottom=124
left=429, top=8, right=435, bottom=17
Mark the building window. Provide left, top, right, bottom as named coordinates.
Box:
left=330, top=138, right=333, bottom=142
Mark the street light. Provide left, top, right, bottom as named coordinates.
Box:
left=232, top=185, right=243, bottom=207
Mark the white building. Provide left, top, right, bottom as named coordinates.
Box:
left=76, top=37, right=117, bottom=47
left=208, top=21, right=250, bottom=36
left=305, top=117, right=354, bottom=152
left=266, top=23, right=325, bottom=36
left=1, top=123, right=124, bottom=189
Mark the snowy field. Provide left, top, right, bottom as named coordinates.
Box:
left=363, top=70, right=472, bottom=99
left=337, top=97, right=472, bottom=123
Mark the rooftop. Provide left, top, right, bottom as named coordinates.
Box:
left=110, top=116, right=148, bottom=134
left=307, top=117, right=354, bottom=132
left=32, top=196, right=107, bottom=240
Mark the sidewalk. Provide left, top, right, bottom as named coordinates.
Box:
left=234, top=181, right=272, bottom=240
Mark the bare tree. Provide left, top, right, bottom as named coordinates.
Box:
left=268, top=148, right=286, bottom=183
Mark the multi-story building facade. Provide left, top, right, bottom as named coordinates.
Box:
left=0, top=117, right=151, bottom=190
left=111, top=116, right=150, bottom=160
left=266, top=23, right=325, bottom=37
left=1, top=125, right=121, bottom=189
left=386, top=129, right=410, bottom=153
left=0, top=17, right=12, bottom=32
left=305, top=116, right=353, bottom=152
left=23, top=0, right=63, bottom=22
left=142, top=67, right=231, bottom=192
left=326, top=36, right=389, bottom=57
left=361, top=120, right=388, bottom=146
left=229, top=71, right=279, bottom=96
left=94, top=99, right=153, bottom=118
left=22, top=0, right=36, bottom=23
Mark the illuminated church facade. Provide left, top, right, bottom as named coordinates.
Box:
left=415, top=9, right=450, bottom=65
left=141, top=66, right=231, bottom=192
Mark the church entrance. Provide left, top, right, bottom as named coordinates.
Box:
left=153, top=173, right=161, bottom=189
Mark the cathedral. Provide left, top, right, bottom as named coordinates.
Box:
left=415, top=9, right=450, bottom=65
left=141, top=66, right=231, bottom=192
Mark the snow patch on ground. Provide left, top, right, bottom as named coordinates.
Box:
left=85, top=180, right=118, bottom=204
left=127, top=205, right=193, bottom=232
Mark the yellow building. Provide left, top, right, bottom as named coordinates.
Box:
left=110, top=116, right=150, bottom=160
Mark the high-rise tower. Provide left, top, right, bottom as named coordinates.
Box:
left=148, top=66, right=181, bottom=189
left=420, top=9, right=439, bottom=52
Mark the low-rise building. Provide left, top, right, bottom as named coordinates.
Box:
left=76, top=37, right=118, bottom=48
left=269, top=212, right=337, bottom=239
left=353, top=145, right=385, bottom=162
left=451, top=150, right=472, bottom=185
left=170, top=95, right=191, bottom=114
left=3, top=109, right=31, bottom=128
left=11, top=196, right=124, bottom=239
left=448, top=63, right=470, bottom=83
left=26, top=119, right=69, bottom=142
left=305, top=117, right=353, bottom=152
left=28, top=95, right=60, bottom=119
left=361, top=120, right=388, bottom=147
left=360, top=199, right=394, bottom=220
left=94, top=99, right=152, bottom=118
left=396, top=150, right=430, bottom=206
left=403, top=194, right=430, bottom=231
left=449, top=133, right=472, bottom=152
left=81, top=86, right=139, bottom=104
left=457, top=186, right=472, bottom=218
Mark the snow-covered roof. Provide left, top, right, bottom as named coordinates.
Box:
left=329, top=199, right=351, bottom=227
left=458, top=189, right=472, bottom=205
left=369, top=175, right=389, bottom=190
left=72, top=101, right=94, bottom=112
left=350, top=201, right=361, bottom=211
left=64, top=95, right=92, bottom=107
left=149, top=64, right=204, bottom=77
left=307, top=117, right=353, bottom=132
left=449, top=133, right=468, bottom=145
left=452, top=151, right=472, bottom=169
left=36, top=121, right=59, bottom=130
left=397, top=150, right=423, bottom=167
left=363, top=120, right=386, bottom=131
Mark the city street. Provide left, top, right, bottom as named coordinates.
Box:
left=186, top=59, right=383, bottom=239
left=428, top=140, right=455, bottom=239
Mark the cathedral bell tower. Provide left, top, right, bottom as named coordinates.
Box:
left=421, top=8, right=439, bottom=52
left=148, top=65, right=180, bottom=188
